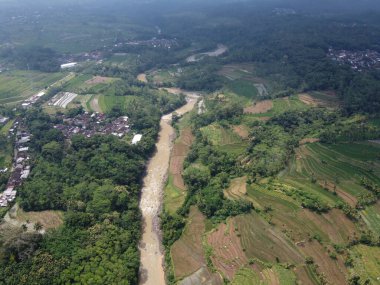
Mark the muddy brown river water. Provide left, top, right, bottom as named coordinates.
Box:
left=139, top=92, right=199, bottom=285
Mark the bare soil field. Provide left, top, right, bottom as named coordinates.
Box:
left=2, top=204, right=63, bottom=233
left=171, top=207, right=207, bottom=278
left=232, top=125, right=249, bottom=139
left=85, top=76, right=113, bottom=85
left=207, top=219, right=248, bottom=280
left=224, top=176, right=247, bottom=200
left=298, top=92, right=340, bottom=108
left=244, top=100, right=273, bottom=114
left=299, top=138, right=320, bottom=145
left=298, top=94, right=320, bottom=107
left=179, top=266, right=223, bottom=285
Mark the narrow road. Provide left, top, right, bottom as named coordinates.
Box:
left=139, top=92, right=199, bottom=285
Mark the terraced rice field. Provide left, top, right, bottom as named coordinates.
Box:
left=241, top=181, right=362, bottom=284
left=207, top=219, right=248, bottom=280
left=165, top=127, right=194, bottom=213
left=284, top=142, right=380, bottom=200
left=200, top=123, right=248, bottom=155
left=171, top=207, right=207, bottom=278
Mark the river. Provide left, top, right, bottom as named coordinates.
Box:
left=186, top=44, right=228, bottom=63
left=139, top=91, right=199, bottom=285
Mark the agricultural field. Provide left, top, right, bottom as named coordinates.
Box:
left=200, top=123, right=248, bottom=155
left=259, top=96, right=306, bottom=116
left=283, top=142, right=380, bottom=202
left=351, top=245, right=380, bottom=284
left=98, top=95, right=127, bottom=113
left=226, top=79, right=258, bottom=100
left=147, top=67, right=181, bottom=85
left=165, top=127, right=194, bottom=214
left=0, top=70, right=66, bottom=105
left=298, top=91, right=341, bottom=108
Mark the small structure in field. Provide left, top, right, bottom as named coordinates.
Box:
left=60, top=62, right=78, bottom=69
left=132, top=134, right=143, bottom=145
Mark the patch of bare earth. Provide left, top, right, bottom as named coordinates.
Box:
left=232, top=125, right=249, bottom=139
left=2, top=204, right=63, bottom=234
left=207, top=219, right=248, bottom=280
left=138, top=73, right=148, bottom=83
left=170, top=128, right=194, bottom=190
left=90, top=95, right=102, bottom=113
left=299, top=138, right=320, bottom=145
left=298, top=240, right=348, bottom=284
left=85, top=76, right=112, bottom=85
left=179, top=266, right=223, bottom=285
left=244, top=100, right=273, bottom=114
left=224, top=176, right=247, bottom=200
left=298, top=94, right=319, bottom=107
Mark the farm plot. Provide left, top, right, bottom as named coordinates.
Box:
left=171, top=207, right=207, bottom=278
left=200, top=123, right=248, bottom=155
left=245, top=96, right=307, bottom=120
left=284, top=143, right=380, bottom=200
left=351, top=245, right=380, bottom=284
left=98, top=95, right=127, bottom=113
left=244, top=186, right=356, bottom=284
left=226, top=79, right=259, bottom=100
left=0, top=70, right=66, bottom=105
left=244, top=100, right=273, bottom=114
left=298, top=91, right=340, bottom=109
left=235, top=212, right=304, bottom=265
left=207, top=219, right=249, bottom=280
left=49, top=92, right=78, bottom=108
left=224, top=176, right=247, bottom=200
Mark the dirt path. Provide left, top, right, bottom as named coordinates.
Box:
left=139, top=92, right=199, bottom=285
left=90, top=95, right=102, bottom=113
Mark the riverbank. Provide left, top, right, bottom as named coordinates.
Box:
left=139, top=93, right=198, bottom=285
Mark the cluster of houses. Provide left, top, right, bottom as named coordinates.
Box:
left=0, top=120, right=31, bottom=207
left=122, top=38, right=179, bottom=50
left=328, top=48, right=380, bottom=71
left=21, top=91, right=46, bottom=108
left=53, top=112, right=131, bottom=139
